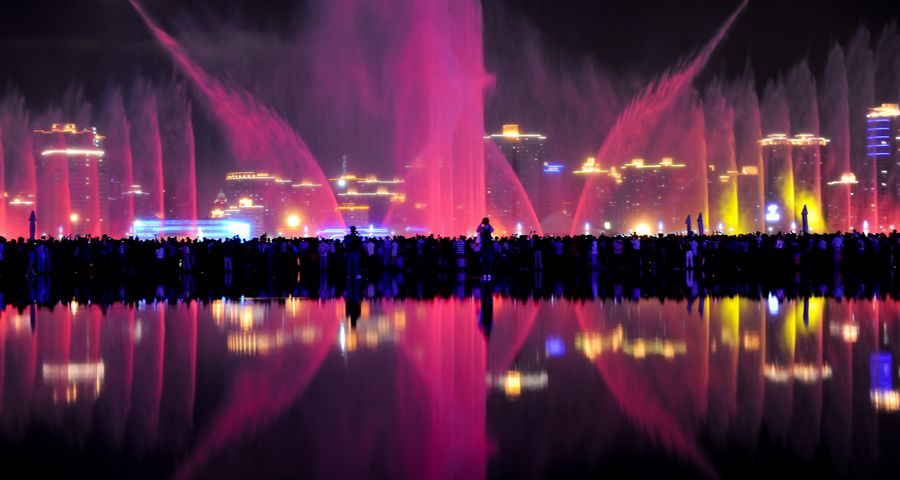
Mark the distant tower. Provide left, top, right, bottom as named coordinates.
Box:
left=867, top=104, right=900, bottom=230
left=790, top=134, right=829, bottom=231
left=33, top=123, right=108, bottom=236
left=485, top=124, right=547, bottom=220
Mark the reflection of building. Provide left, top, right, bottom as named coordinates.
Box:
left=576, top=325, right=687, bottom=360
left=33, top=124, right=108, bottom=236
left=485, top=124, right=547, bottom=219
left=867, top=104, right=900, bottom=230
left=870, top=352, right=899, bottom=412
left=824, top=173, right=858, bottom=232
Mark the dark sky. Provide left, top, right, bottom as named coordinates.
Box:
left=1, top=0, right=899, bottom=108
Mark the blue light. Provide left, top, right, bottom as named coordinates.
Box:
left=767, top=293, right=780, bottom=316
left=545, top=336, right=565, bottom=357
left=871, top=353, right=893, bottom=389
left=543, top=163, right=564, bottom=174
left=132, top=218, right=252, bottom=239
left=867, top=136, right=891, bottom=140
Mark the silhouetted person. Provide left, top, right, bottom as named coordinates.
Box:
left=697, top=212, right=704, bottom=237
left=801, top=204, right=809, bottom=234
left=477, top=217, right=494, bottom=280
left=345, top=226, right=362, bottom=279
left=29, top=211, right=36, bottom=241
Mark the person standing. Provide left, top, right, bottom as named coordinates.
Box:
left=345, top=226, right=363, bottom=279
left=477, top=217, right=494, bottom=280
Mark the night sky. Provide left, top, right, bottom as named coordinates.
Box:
left=2, top=0, right=899, bottom=108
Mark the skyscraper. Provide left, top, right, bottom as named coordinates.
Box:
left=791, top=134, right=828, bottom=231
left=868, top=104, right=900, bottom=230
left=760, top=134, right=794, bottom=232
left=485, top=124, right=547, bottom=218
left=33, top=123, right=107, bottom=236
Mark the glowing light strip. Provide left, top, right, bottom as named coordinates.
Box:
left=41, top=149, right=105, bottom=157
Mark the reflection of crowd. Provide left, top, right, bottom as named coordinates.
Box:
left=0, top=231, right=898, bottom=280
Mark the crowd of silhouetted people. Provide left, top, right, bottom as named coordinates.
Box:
left=1, top=228, right=898, bottom=279
left=0, top=225, right=897, bottom=307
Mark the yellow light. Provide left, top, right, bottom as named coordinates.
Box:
left=502, top=124, right=520, bottom=137
left=211, top=209, right=225, bottom=218
left=286, top=214, right=301, bottom=229
left=238, top=197, right=253, bottom=207
left=633, top=223, right=651, bottom=236
left=504, top=371, right=522, bottom=397
left=69, top=212, right=80, bottom=223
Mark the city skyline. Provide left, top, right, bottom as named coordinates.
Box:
left=1, top=1, right=899, bottom=236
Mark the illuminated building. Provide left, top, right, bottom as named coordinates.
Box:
left=221, top=171, right=294, bottom=232
left=485, top=124, right=547, bottom=220
left=539, top=162, right=570, bottom=227
left=219, top=197, right=265, bottom=235
left=331, top=173, right=405, bottom=228
left=759, top=134, right=794, bottom=232
left=736, top=166, right=764, bottom=232
left=867, top=104, right=900, bottom=230
left=7, top=195, right=36, bottom=231
left=618, top=157, right=686, bottom=233
left=122, top=184, right=153, bottom=224
left=791, top=134, right=829, bottom=231
left=572, top=157, right=620, bottom=232
left=132, top=218, right=251, bottom=239
left=33, top=123, right=109, bottom=236
left=291, top=182, right=323, bottom=232
left=824, top=173, right=858, bottom=231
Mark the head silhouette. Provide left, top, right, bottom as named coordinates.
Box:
left=482, top=217, right=490, bottom=226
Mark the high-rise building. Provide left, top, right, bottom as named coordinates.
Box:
left=617, top=157, right=686, bottom=234
left=331, top=173, right=405, bottom=228
left=736, top=166, right=764, bottom=232
left=824, top=173, right=858, bottom=232
left=868, top=104, right=900, bottom=230
left=33, top=124, right=108, bottom=236
left=485, top=124, right=547, bottom=218
left=221, top=172, right=295, bottom=233
left=539, top=162, right=568, bottom=230
left=791, top=134, right=829, bottom=231
left=572, top=157, right=620, bottom=233
left=759, top=134, right=794, bottom=232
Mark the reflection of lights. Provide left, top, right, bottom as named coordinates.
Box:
left=504, top=371, right=522, bottom=397
left=871, top=389, right=900, bottom=412
left=485, top=371, right=549, bottom=398
left=576, top=327, right=685, bottom=360
left=767, top=293, right=780, bottom=316
left=764, top=363, right=833, bottom=383
left=545, top=336, right=565, bottom=357
left=227, top=326, right=321, bottom=356
left=829, top=322, right=859, bottom=343
left=742, top=332, right=761, bottom=351
left=42, top=362, right=105, bottom=383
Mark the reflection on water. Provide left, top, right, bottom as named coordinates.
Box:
left=0, top=296, right=899, bottom=478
